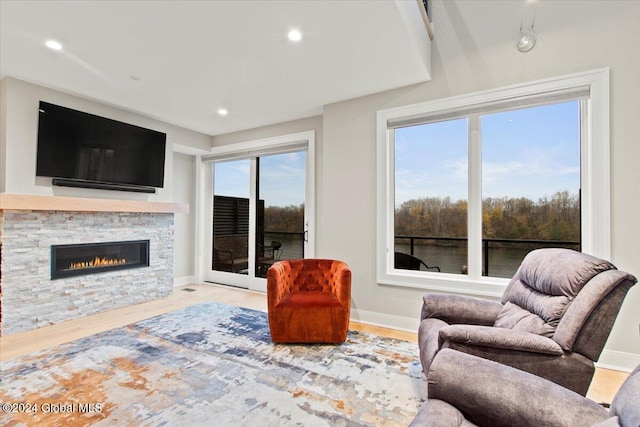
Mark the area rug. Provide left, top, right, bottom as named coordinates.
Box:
left=0, top=302, right=426, bottom=426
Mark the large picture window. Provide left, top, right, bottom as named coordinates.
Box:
left=377, top=69, right=610, bottom=296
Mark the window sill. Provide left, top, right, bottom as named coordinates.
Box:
left=377, top=271, right=508, bottom=299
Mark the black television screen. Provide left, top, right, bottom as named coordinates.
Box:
left=36, top=101, right=167, bottom=189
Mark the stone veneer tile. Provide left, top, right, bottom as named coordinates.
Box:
left=0, top=211, right=174, bottom=335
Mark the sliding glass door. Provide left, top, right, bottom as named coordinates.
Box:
left=211, top=159, right=250, bottom=277
left=255, top=152, right=307, bottom=278
left=205, top=145, right=313, bottom=292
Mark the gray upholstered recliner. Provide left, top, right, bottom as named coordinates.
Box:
left=410, top=348, right=640, bottom=427
left=419, top=248, right=637, bottom=395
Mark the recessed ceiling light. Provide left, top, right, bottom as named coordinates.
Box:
left=287, top=29, right=302, bottom=42
left=45, top=40, right=63, bottom=51
left=217, top=108, right=228, bottom=117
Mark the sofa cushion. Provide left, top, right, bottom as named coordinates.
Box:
left=518, top=248, right=615, bottom=297
left=277, top=291, right=342, bottom=308
left=495, top=249, right=616, bottom=337
left=493, top=302, right=556, bottom=337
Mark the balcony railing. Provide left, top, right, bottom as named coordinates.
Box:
left=259, top=232, right=579, bottom=277
left=395, top=235, right=580, bottom=277
left=264, top=231, right=305, bottom=260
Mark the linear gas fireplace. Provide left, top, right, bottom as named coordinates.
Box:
left=51, top=240, right=150, bottom=279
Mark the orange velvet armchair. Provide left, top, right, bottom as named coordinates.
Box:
left=267, top=259, right=352, bottom=343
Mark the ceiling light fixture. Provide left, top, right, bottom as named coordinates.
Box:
left=287, top=29, right=302, bottom=42
left=45, top=40, right=63, bottom=51
left=516, top=19, right=536, bottom=53
left=217, top=108, right=228, bottom=117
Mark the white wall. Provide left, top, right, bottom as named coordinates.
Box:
left=0, top=77, right=210, bottom=201
left=173, top=152, right=197, bottom=284
left=208, top=3, right=640, bottom=369
left=212, top=115, right=323, bottom=148
left=319, top=1, right=640, bottom=368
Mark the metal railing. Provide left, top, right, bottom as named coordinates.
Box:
left=258, top=231, right=580, bottom=276
left=395, top=235, right=580, bottom=276
left=264, top=231, right=305, bottom=259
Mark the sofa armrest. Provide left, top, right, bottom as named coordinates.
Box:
left=332, top=261, right=352, bottom=311
left=439, top=325, right=564, bottom=355
left=427, top=349, right=609, bottom=427
left=267, top=261, right=292, bottom=308
left=421, top=293, right=502, bottom=326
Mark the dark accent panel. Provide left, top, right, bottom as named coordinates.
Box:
left=52, top=178, right=156, bottom=194
left=213, top=195, right=252, bottom=235
left=51, top=240, right=150, bottom=279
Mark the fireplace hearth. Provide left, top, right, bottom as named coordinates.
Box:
left=51, top=240, right=150, bottom=279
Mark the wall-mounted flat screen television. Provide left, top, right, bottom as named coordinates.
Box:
left=36, top=101, right=167, bottom=192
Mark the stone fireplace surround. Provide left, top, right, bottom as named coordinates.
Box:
left=0, top=194, right=188, bottom=336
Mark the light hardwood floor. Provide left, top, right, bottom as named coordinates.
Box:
left=0, top=283, right=627, bottom=404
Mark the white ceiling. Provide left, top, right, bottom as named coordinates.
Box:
left=2, top=0, right=630, bottom=136
left=0, top=0, right=432, bottom=135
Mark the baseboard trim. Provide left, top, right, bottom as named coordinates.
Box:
left=350, top=308, right=419, bottom=334
left=596, top=350, right=640, bottom=373
left=173, top=275, right=196, bottom=287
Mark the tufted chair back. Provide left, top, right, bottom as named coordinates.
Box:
left=496, top=248, right=636, bottom=360
left=285, top=259, right=347, bottom=293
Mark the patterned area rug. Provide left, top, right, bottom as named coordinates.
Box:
left=1, top=302, right=426, bottom=426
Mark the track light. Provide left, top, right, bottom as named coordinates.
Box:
left=517, top=20, right=536, bottom=53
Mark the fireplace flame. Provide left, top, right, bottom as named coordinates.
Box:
left=70, top=256, right=127, bottom=270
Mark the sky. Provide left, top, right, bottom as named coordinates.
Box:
left=394, top=101, right=581, bottom=206
left=213, top=151, right=306, bottom=207
left=213, top=101, right=579, bottom=209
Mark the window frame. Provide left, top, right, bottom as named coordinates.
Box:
left=376, top=69, right=610, bottom=297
